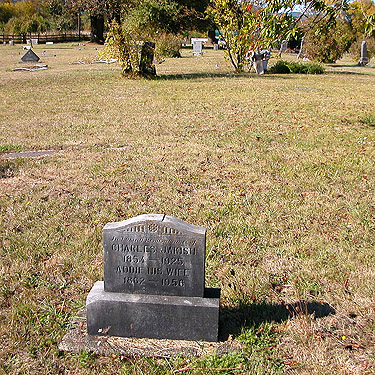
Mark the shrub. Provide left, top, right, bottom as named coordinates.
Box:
left=287, top=61, right=308, bottom=73
left=154, top=33, right=182, bottom=59
left=269, top=60, right=324, bottom=74
left=306, top=62, right=325, bottom=74
left=269, top=60, right=291, bottom=74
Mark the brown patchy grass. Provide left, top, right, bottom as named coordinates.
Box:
left=0, top=43, right=375, bottom=374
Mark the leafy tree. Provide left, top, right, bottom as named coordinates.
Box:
left=206, top=0, right=350, bottom=71
left=365, top=13, right=375, bottom=35
left=173, top=0, right=211, bottom=33
left=1, top=0, right=49, bottom=36
left=99, top=0, right=211, bottom=77
left=302, top=0, right=375, bottom=63
left=67, top=0, right=141, bottom=43
left=100, top=0, right=181, bottom=77
left=345, top=0, right=375, bottom=61
left=0, top=2, right=15, bottom=29
left=67, top=0, right=105, bottom=43
left=304, top=18, right=354, bottom=62
left=38, top=0, right=78, bottom=31
left=347, top=0, right=375, bottom=37
left=350, top=0, right=375, bottom=37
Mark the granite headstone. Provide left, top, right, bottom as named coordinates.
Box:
left=139, top=41, right=156, bottom=76
left=86, top=214, right=220, bottom=341
left=359, top=41, right=369, bottom=66
left=21, top=49, right=40, bottom=62
left=297, top=36, right=305, bottom=59
left=193, top=41, right=203, bottom=56
left=279, top=40, right=288, bottom=53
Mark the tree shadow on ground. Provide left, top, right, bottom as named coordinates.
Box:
left=156, top=72, right=248, bottom=80
left=219, top=300, right=335, bottom=341
left=156, top=72, right=294, bottom=81
left=326, top=64, right=362, bottom=68
left=325, top=68, right=373, bottom=76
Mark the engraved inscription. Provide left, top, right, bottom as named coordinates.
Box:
left=148, top=267, right=162, bottom=275
left=124, top=276, right=145, bottom=284
left=112, top=243, right=157, bottom=253
left=116, top=266, right=143, bottom=274
left=166, top=268, right=189, bottom=277
left=112, top=242, right=195, bottom=291
left=160, top=246, right=196, bottom=255
left=161, top=257, right=184, bottom=266
left=123, top=255, right=145, bottom=263
left=114, top=243, right=193, bottom=290
left=103, top=215, right=205, bottom=296
left=112, top=242, right=196, bottom=256
left=111, top=236, right=197, bottom=246
left=109, top=235, right=197, bottom=292
left=122, top=225, right=182, bottom=235
left=161, top=279, right=185, bottom=287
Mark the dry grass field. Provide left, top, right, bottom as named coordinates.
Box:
left=0, top=43, right=375, bottom=374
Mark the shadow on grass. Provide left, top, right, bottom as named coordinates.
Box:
left=156, top=72, right=294, bottom=81
left=325, top=67, right=374, bottom=76
left=219, top=300, right=335, bottom=341
left=156, top=72, right=248, bottom=80
left=326, top=63, right=373, bottom=69
left=328, top=71, right=372, bottom=76
left=326, top=64, right=360, bottom=68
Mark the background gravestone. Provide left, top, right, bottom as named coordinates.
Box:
left=86, top=214, right=220, bottom=341
left=359, top=41, right=369, bottom=66
left=279, top=40, right=288, bottom=54
left=139, top=41, right=156, bottom=77
left=297, top=36, right=305, bottom=59
left=193, top=41, right=203, bottom=56
left=21, top=49, right=40, bottom=62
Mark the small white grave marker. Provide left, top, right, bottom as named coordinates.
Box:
left=193, top=41, right=203, bottom=56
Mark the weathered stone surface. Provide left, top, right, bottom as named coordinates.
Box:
left=83, top=214, right=221, bottom=342
left=103, top=214, right=206, bottom=297
left=86, top=281, right=220, bottom=342
left=21, top=49, right=40, bottom=62
left=359, top=41, right=369, bottom=66
left=193, top=41, right=202, bottom=55
left=279, top=40, right=288, bottom=53
left=1, top=150, right=58, bottom=159
left=60, top=308, right=242, bottom=357
left=139, top=41, right=156, bottom=76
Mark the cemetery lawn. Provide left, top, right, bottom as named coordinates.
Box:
left=1, top=43, right=375, bottom=375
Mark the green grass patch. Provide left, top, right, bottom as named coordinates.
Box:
left=360, top=114, right=375, bottom=127
left=0, top=144, right=23, bottom=153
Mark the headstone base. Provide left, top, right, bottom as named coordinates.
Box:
left=86, top=281, right=220, bottom=342
left=59, top=307, right=242, bottom=357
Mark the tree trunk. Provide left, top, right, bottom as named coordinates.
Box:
left=78, top=13, right=81, bottom=41
left=90, top=15, right=104, bottom=44
left=208, top=29, right=216, bottom=44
